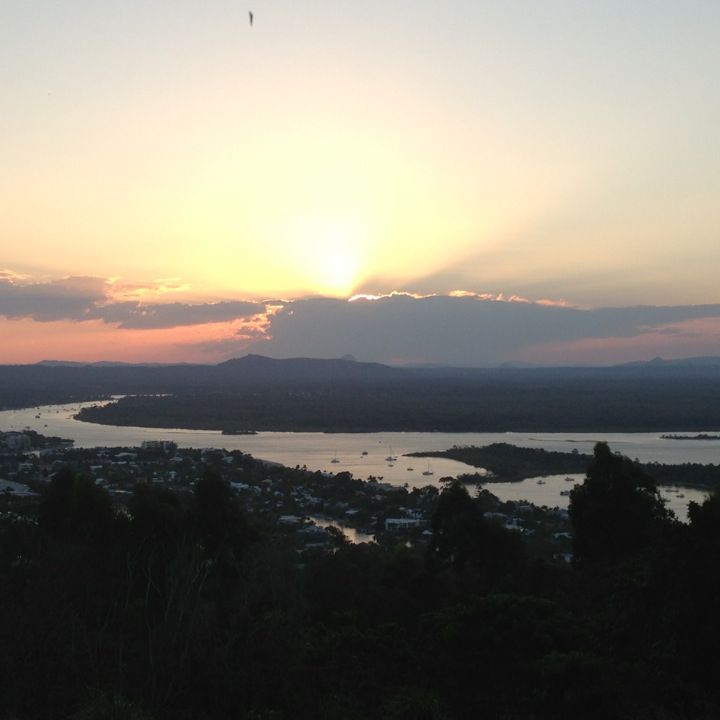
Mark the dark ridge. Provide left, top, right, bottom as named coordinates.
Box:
left=215, top=354, right=401, bottom=381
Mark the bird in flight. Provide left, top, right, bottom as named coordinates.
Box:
left=249, top=10, right=254, bottom=26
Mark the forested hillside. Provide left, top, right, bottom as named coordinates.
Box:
left=4, top=357, right=720, bottom=432
left=2, top=444, right=720, bottom=719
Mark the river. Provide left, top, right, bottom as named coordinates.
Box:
left=1, top=400, right=715, bottom=520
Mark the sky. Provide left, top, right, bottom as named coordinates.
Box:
left=2, top=1, right=720, bottom=365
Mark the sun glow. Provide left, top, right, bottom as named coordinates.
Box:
left=282, top=216, right=367, bottom=297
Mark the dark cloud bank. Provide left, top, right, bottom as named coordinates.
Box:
left=0, top=276, right=264, bottom=328
left=87, top=300, right=264, bottom=329
left=3, top=275, right=720, bottom=365
left=244, top=296, right=720, bottom=366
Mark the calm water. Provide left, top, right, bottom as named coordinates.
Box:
left=310, top=516, right=375, bottom=544
left=2, top=400, right=714, bottom=520
left=481, top=473, right=704, bottom=522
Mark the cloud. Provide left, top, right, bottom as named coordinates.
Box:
left=106, top=277, right=192, bottom=301
left=231, top=294, right=720, bottom=366
left=0, top=275, right=107, bottom=321
left=89, top=300, right=265, bottom=329
left=0, top=269, right=32, bottom=283
left=515, top=317, right=720, bottom=366
left=0, top=272, right=265, bottom=329
left=5, top=269, right=720, bottom=365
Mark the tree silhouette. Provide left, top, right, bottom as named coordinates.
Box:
left=569, top=442, right=673, bottom=564
left=39, top=466, right=114, bottom=543
left=427, top=480, right=525, bottom=591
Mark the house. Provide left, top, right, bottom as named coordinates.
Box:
left=1, top=433, right=31, bottom=453
left=384, top=517, right=423, bottom=531
left=0, top=479, right=37, bottom=496
left=141, top=440, right=178, bottom=452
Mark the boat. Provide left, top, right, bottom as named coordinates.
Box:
left=330, top=457, right=340, bottom=464
left=676, top=493, right=685, bottom=498
left=422, top=463, right=434, bottom=476
left=407, top=467, right=414, bottom=471
left=560, top=490, right=571, bottom=496
left=537, top=479, right=546, bottom=485
left=361, top=451, right=368, bottom=456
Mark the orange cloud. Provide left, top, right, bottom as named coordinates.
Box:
left=0, top=316, right=268, bottom=364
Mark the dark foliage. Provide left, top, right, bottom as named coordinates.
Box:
left=2, top=447, right=720, bottom=718
left=412, top=443, right=592, bottom=481
left=6, top=358, right=720, bottom=432
left=77, top=366, right=720, bottom=432
left=569, top=442, right=672, bottom=564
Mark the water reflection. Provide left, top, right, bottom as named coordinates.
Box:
left=1, top=401, right=714, bottom=522
left=310, top=516, right=374, bottom=544
left=480, top=474, right=708, bottom=522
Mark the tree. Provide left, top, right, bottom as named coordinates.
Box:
left=569, top=442, right=672, bottom=564
left=128, top=483, right=184, bottom=549
left=39, top=466, right=114, bottom=543
left=189, top=469, right=249, bottom=562
left=427, top=481, right=525, bottom=589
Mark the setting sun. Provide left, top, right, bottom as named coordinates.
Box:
left=280, top=216, right=367, bottom=297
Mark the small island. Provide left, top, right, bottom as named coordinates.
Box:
left=661, top=433, right=720, bottom=440
left=407, top=443, right=592, bottom=482
left=408, top=442, right=720, bottom=490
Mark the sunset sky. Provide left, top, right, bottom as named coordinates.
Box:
left=2, top=1, right=720, bottom=365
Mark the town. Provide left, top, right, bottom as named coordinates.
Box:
left=3, top=427, right=720, bottom=719
left=0, top=429, right=574, bottom=562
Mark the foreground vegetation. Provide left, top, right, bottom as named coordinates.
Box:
left=2, top=443, right=720, bottom=718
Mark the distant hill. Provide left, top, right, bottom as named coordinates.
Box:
left=36, top=360, right=193, bottom=368
left=35, top=360, right=90, bottom=367
left=0, top=355, right=402, bottom=410
left=5, top=355, right=720, bottom=432
left=619, top=356, right=720, bottom=368
left=215, top=354, right=400, bottom=382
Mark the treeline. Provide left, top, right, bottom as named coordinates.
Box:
left=6, top=357, right=720, bottom=432
left=75, top=371, right=720, bottom=432
left=408, top=443, right=593, bottom=481
left=2, top=444, right=720, bottom=718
